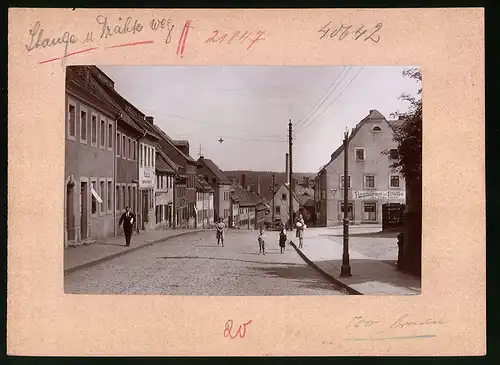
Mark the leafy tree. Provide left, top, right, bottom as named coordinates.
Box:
left=387, top=68, right=422, bottom=183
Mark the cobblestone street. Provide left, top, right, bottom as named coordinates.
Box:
left=65, top=230, right=345, bottom=295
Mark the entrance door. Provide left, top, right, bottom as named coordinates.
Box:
left=80, top=182, right=88, bottom=240
left=142, top=190, right=148, bottom=230
left=340, top=202, right=354, bottom=222
left=66, top=183, right=75, bottom=241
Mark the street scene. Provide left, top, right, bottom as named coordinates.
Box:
left=64, top=65, right=422, bottom=295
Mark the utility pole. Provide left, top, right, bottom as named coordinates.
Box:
left=341, top=129, right=352, bottom=277
left=288, top=119, right=293, bottom=230
left=271, top=173, right=276, bottom=224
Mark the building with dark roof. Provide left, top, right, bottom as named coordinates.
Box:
left=155, top=148, right=177, bottom=229
left=64, top=66, right=120, bottom=246
left=195, top=175, right=215, bottom=228
left=197, top=156, right=232, bottom=224
left=315, top=109, right=406, bottom=226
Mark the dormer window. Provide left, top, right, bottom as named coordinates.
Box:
left=372, top=125, right=382, bottom=132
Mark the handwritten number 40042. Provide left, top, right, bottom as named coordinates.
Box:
left=319, top=22, right=382, bottom=43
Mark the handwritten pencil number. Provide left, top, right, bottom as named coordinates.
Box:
left=354, top=25, right=367, bottom=40
left=365, top=23, right=382, bottom=43
left=318, top=22, right=331, bottom=40
left=224, top=319, right=252, bottom=339
left=339, top=25, right=352, bottom=40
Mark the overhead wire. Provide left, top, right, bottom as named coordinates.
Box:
left=293, top=66, right=350, bottom=128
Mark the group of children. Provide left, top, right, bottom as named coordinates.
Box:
left=215, top=213, right=307, bottom=255
left=257, top=224, right=288, bottom=255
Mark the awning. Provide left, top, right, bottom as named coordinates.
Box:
left=91, top=187, right=103, bottom=203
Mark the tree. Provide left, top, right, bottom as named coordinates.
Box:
left=389, top=68, right=422, bottom=183
left=388, top=68, right=422, bottom=277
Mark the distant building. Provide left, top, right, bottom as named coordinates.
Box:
left=195, top=175, right=214, bottom=228
left=155, top=149, right=177, bottom=228
left=197, top=157, right=232, bottom=224
left=270, top=182, right=302, bottom=226
left=315, top=109, right=406, bottom=226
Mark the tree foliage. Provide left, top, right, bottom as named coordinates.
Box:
left=387, top=68, right=422, bottom=183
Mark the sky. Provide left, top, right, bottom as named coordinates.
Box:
left=98, top=66, right=420, bottom=173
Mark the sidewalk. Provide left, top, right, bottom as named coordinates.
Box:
left=288, top=227, right=421, bottom=295
left=64, top=229, right=211, bottom=274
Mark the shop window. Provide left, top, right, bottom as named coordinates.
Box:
left=363, top=203, right=377, bottom=221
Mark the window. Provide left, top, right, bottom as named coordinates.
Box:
left=67, top=102, right=76, bottom=139
left=107, top=181, right=112, bottom=212
left=91, top=180, right=97, bottom=215
left=122, top=135, right=126, bottom=158
left=364, top=175, right=375, bottom=189
left=100, top=118, right=106, bottom=148
left=140, top=144, right=143, bottom=166
left=372, top=125, right=382, bottom=132
left=99, top=180, right=105, bottom=215
left=340, top=175, right=351, bottom=189
left=128, top=138, right=132, bottom=160
left=116, top=185, right=120, bottom=210
left=80, top=108, right=88, bottom=143
left=389, top=148, right=398, bottom=160
left=116, top=132, right=121, bottom=156
left=91, top=114, right=98, bottom=147
left=132, top=141, right=136, bottom=160
left=363, top=203, right=377, bottom=221
left=355, top=148, right=365, bottom=160
left=108, top=122, right=113, bottom=150
left=276, top=206, right=281, bottom=214
left=340, top=202, right=354, bottom=221
left=390, top=175, right=400, bottom=188
left=281, top=193, right=287, bottom=200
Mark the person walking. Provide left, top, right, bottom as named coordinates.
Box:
left=257, top=228, right=266, bottom=255
left=119, top=206, right=136, bottom=247
left=295, top=213, right=306, bottom=249
left=279, top=224, right=287, bottom=254
left=216, top=218, right=225, bottom=247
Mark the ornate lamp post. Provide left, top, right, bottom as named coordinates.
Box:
left=340, top=129, right=352, bottom=277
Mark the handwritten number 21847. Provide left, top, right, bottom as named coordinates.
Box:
left=319, top=22, right=382, bottom=43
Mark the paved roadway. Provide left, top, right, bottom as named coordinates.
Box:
left=65, top=230, right=345, bottom=296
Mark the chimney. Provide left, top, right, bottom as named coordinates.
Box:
left=285, top=153, right=289, bottom=184
left=145, top=116, right=154, bottom=125
left=257, top=175, right=261, bottom=196
left=241, top=174, right=247, bottom=189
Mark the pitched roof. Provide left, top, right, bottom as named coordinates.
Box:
left=151, top=124, right=196, bottom=163
left=275, top=183, right=303, bottom=206
left=320, top=109, right=395, bottom=172
left=156, top=152, right=175, bottom=173
left=155, top=145, right=181, bottom=173
left=294, top=185, right=315, bottom=205
left=198, top=157, right=231, bottom=185
left=196, top=175, right=214, bottom=193
left=231, top=185, right=264, bottom=207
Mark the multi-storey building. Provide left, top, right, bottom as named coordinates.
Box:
left=316, top=109, right=406, bottom=226
left=64, top=66, right=118, bottom=246
left=197, top=157, right=232, bottom=224
left=155, top=148, right=177, bottom=228
left=195, top=175, right=214, bottom=228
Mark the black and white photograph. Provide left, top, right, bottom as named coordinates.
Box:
left=63, top=65, right=422, bottom=296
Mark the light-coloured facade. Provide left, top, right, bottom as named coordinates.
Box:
left=270, top=183, right=301, bottom=224
left=139, top=141, right=156, bottom=230
left=239, top=205, right=256, bottom=229
left=155, top=173, right=174, bottom=228
left=317, top=110, right=406, bottom=226
left=196, top=190, right=214, bottom=228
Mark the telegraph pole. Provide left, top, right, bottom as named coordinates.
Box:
left=271, top=173, right=276, bottom=224
left=288, top=119, right=293, bottom=230
left=340, top=129, right=352, bottom=277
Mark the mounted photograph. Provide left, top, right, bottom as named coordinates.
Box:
left=63, top=65, right=422, bottom=296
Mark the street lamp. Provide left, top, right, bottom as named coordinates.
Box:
left=341, top=129, right=352, bottom=277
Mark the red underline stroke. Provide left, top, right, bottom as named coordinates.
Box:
left=105, top=40, right=154, bottom=49
left=38, top=47, right=98, bottom=64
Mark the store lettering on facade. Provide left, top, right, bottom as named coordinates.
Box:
left=353, top=190, right=406, bottom=200
left=139, top=167, right=154, bottom=188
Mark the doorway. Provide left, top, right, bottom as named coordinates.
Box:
left=80, top=182, right=88, bottom=240
left=142, top=190, right=148, bottom=230
left=340, top=202, right=354, bottom=222
left=66, top=182, right=75, bottom=241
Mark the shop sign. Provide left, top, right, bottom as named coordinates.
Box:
left=353, top=190, right=406, bottom=200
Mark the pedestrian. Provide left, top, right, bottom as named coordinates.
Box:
left=279, top=224, right=287, bottom=254
left=295, top=213, right=306, bottom=249
left=257, top=227, right=266, bottom=255
left=216, top=218, right=225, bottom=247
left=119, top=205, right=136, bottom=247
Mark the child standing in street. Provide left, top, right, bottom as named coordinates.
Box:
left=216, top=218, right=225, bottom=247
left=279, top=224, right=287, bottom=254
left=257, top=228, right=266, bottom=255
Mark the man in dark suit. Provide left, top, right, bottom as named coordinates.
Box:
left=119, top=206, right=136, bottom=247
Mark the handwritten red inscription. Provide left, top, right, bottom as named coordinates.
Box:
left=224, top=319, right=252, bottom=339
left=205, top=30, right=266, bottom=50
left=176, top=20, right=192, bottom=57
